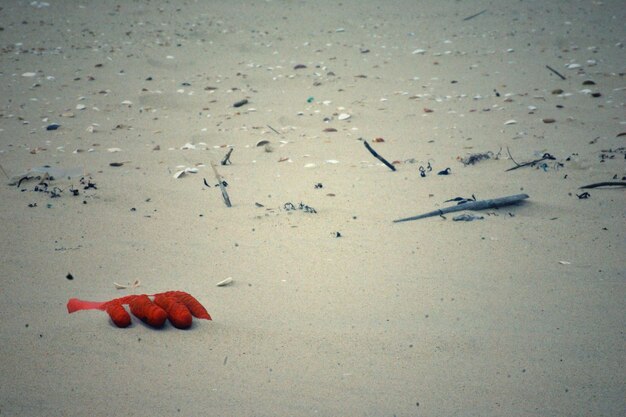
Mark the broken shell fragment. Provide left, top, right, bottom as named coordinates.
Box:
left=216, top=277, right=233, bottom=287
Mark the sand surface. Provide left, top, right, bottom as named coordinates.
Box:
left=1, top=1, right=625, bottom=416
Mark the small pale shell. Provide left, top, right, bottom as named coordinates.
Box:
left=216, top=277, right=233, bottom=287
left=504, top=119, right=517, bottom=125
left=338, top=113, right=351, bottom=121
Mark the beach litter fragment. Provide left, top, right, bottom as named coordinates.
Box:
left=393, top=193, right=529, bottom=223
left=67, top=291, right=211, bottom=329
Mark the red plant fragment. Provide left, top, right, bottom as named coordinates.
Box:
left=161, top=291, right=212, bottom=320
left=129, top=295, right=167, bottom=328
left=67, top=291, right=211, bottom=329
left=154, top=294, right=193, bottom=329
left=105, top=302, right=131, bottom=328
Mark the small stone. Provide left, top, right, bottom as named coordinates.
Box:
left=542, top=118, right=556, bottom=124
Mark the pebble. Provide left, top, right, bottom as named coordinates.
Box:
left=542, top=118, right=556, bottom=124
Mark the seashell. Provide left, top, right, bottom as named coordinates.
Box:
left=76, top=104, right=86, bottom=110
left=22, top=72, right=37, bottom=77
left=216, top=277, right=233, bottom=287
left=504, top=119, right=517, bottom=125
left=256, top=140, right=270, bottom=147
left=337, top=113, right=351, bottom=120
left=121, top=100, right=133, bottom=106
left=412, top=49, right=426, bottom=55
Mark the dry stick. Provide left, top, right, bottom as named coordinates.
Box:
left=579, top=182, right=626, bottom=189
left=546, top=65, right=566, bottom=80
left=393, top=194, right=530, bottom=223
left=505, top=149, right=555, bottom=171
left=462, top=9, right=487, bottom=21
left=221, top=148, right=233, bottom=165
left=362, top=139, right=396, bottom=171
left=210, top=162, right=232, bottom=207
left=267, top=125, right=281, bottom=135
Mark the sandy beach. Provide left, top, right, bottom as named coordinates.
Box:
left=1, top=0, right=624, bottom=416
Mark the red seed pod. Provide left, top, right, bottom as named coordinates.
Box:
left=105, top=302, right=131, bottom=328
left=160, top=291, right=211, bottom=320
left=154, top=294, right=193, bottom=329
left=129, top=295, right=167, bottom=327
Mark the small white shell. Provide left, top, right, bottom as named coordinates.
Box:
left=504, top=119, right=517, bottom=125
left=338, top=113, right=351, bottom=121
left=216, top=277, right=233, bottom=287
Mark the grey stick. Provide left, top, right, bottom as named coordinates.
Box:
left=393, top=193, right=529, bottom=223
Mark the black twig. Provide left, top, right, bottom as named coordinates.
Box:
left=546, top=65, right=566, bottom=80
left=221, top=148, right=233, bottom=165
left=506, top=152, right=555, bottom=171
left=462, top=9, right=487, bottom=21
left=579, top=182, right=626, bottom=189
left=362, top=139, right=396, bottom=171
left=267, top=125, right=281, bottom=135
left=506, top=147, right=521, bottom=167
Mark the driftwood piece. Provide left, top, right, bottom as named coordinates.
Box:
left=393, top=193, right=529, bottom=223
